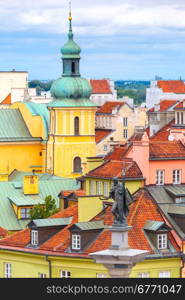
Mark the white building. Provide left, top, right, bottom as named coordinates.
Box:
left=146, top=80, right=185, bottom=109
left=89, top=79, right=117, bottom=106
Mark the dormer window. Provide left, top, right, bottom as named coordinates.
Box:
left=20, top=208, right=31, bottom=219
left=72, top=234, right=81, bottom=250
left=31, top=230, right=38, bottom=246
left=157, top=234, right=167, bottom=249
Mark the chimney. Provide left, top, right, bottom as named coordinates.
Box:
left=23, top=174, right=39, bottom=195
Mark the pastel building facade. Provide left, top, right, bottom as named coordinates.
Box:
left=146, top=80, right=185, bottom=109
left=89, top=79, right=117, bottom=106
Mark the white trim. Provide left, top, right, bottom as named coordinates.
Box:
left=157, top=234, right=167, bottom=249
left=31, top=230, right=38, bottom=246
left=72, top=234, right=81, bottom=250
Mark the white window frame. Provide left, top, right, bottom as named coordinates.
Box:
left=157, top=234, right=167, bottom=249
left=31, top=230, right=38, bottom=246
left=38, top=273, right=46, bottom=278
left=103, top=182, right=109, bottom=197
left=20, top=208, right=31, bottom=219
left=72, top=234, right=81, bottom=250
left=173, top=169, right=181, bottom=184
left=156, top=170, right=165, bottom=185
left=90, top=180, right=95, bottom=195
left=123, top=129, right=128, bottom=139
left=4, top=263, right=11, bottom=278
left=138, top=272, right=149, bottom=278
left=97, top=181, right=102, bottom=195
left=96, top=273, right=108, bottom=278
left=159, top=271, right=171, bottom=278
left=60, top=270, right=71, bottom=278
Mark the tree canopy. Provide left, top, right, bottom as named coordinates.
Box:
left=30, top=195, right=59, bottom=220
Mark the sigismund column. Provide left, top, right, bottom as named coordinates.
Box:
left=90, top=178, right=148, bottom=278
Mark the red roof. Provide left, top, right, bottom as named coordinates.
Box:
left=96, top=101, right=125, bottom=114
left=149, top=119, right=175, bottom=141
left=104, top=144, right=131, bottom=161
left=0, top=227, right=8, bottom=238
left=174, top=101, right=185, bottom=109
left=0, top=191, right=179, bottom=256
left=95, top=129, right=113, bottom=143
left=86, top=159, right=143, bottom=179
left=61, top=190, right=86, bottom=198
left=1, top=93, right=11, bottom=105
left=90, top=79, right=112, bottom=94
left=148, top=100, right=177, bottom=113
left=157, top=80, right=185, bottom=94
left=149, top=140, right=185, bottom=159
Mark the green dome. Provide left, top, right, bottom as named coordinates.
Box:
left=61, top=39, right=81, bottom=58
left=50, top=77, right=92, bottom=99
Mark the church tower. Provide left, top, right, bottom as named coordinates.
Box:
left=47, top=8, right=96, bottom=178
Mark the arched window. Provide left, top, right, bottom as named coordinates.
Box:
left=73, top=157, right=81, bottom=173
left=71, top=62, right=75, bottom=74
left=74, top=117, right=80, bottom=136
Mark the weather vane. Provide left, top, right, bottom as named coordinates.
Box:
left=69, top=1, right=72, bottom=21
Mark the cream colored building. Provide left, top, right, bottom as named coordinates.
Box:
left=95, top=101, right=147, bottom=155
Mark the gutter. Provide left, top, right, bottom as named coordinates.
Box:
left=45, top=255, right=52, bottom=278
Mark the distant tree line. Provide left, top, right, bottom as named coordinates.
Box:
left=29, top=80, right=54, bottom=95
left=115, top=81, right=150, bottom=105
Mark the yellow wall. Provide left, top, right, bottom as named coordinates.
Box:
left=46, top=107, right=96, bottom=178
left=11, top=102, right=47, bottom=140
left=0, top=143, right=43, bottom=174
left=23, top=175, right=39, bottom=195
left=78, top=196, right=104, bottom=222
left=0, top=249, right=180, bottom=278
left=85, top=178, right=144, bottom=196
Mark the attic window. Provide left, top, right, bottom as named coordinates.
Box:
left=157, top=234, right=167, bottom=249
left=31, top=230, right=38, bottom=246
left=71, top=234, right=81, bottom=250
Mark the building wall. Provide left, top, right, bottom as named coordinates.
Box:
left=149, top=160, right=185, bottom=185
left=46, top=107, right=96, bottom=178
left=0, top=143, right=43, bottom=174
left=0, top=72, right=28, bottom=104
left=0, top=250, right=181, bottom=278
left=85, top=177, right=144, bottom=196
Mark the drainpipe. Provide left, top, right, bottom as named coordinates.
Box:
left=45, top=256, right=52, bottom=278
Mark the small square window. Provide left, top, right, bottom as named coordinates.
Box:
left=159, top=271, right=170, bottom=278
left=138, top=272, right=149, bottom=278
left=60, top=270, right=71, bottom=278
left=38, top=273, right=46, bottom=278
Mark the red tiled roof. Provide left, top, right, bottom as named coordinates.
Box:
left=61, top=190, right=86, bottom=198
left=148, top=100, right=177, bottom=113
left=149, top=140, right=185, bottom=159
left=90, top=80, right=112, bottom=94
left=157, top=80, right=185, bottom=94
left=96, top=101, right=125, bottom=114
left=1, top=93, right=11, bottom=105
left=0, top=227, right=8, bottom=238
left=85, top=189, right=179, bottom=254
left=174, top=101, right=185, bottom=109
left=95, top=129, right=113, bottom=143
left=104, top=144, right=131, bottom=161
left=0, top=192, right=179, bottom=256
left=85, top=159, right=143, bottom=179
left=149, top=119, right=175, bottom=141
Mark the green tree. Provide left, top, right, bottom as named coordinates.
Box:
left=30, top=195, right=59, bottom=220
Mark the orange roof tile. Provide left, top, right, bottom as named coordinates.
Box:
left=104, top=144, right=131, bottom=161
left=95, top=129, right=113, bottom=143
left=174, top=101, right=185, bottom=109
left=0, top=227, right=8, bottom=238
left=96, top=101, right=125, bottom=114
left=90, top=79, right=112, bottom=94
left=148, top=100, right=177, bottom=113
left=86, top=159, right=143, bottom=179
left=149, top=119, right=175, bottom=141
left=61, top=190, right=86, bottom=198
left=1, top=93, right=11, bottom=105
left=149, top=140, right=185, bottom=159
left=0, top=192, right=179, bottom=256
left=157, top=80, right=185, bottom=94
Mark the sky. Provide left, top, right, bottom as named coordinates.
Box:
left=1, top=0, right=185, bottom=80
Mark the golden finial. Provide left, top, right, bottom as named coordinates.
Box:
left=68, top=1, right=72, bottom=21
